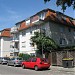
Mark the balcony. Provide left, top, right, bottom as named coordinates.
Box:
left=31, top=13, right=45, bottom=25
left=11, top=26, right=18, bottom=33
left=32, top=19, right=44, bottom=25
left=0, top=32, right=1, bottom=36
left=12, top=37, right=19, bottom=42
left=10, top=48, right=19, bottom=52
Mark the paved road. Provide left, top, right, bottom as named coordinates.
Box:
left=0, top=65, right=75, bottom=75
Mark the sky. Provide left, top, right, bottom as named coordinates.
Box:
left=0, top=0, right=74, bottom=30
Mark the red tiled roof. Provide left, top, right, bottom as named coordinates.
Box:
left=0, top=28, right=11, bottom=37
left=18, top=21, right=34, bottom=31
left=45, top=10, right=75, bottom=26
left=18, top=9, right=75, bottom=31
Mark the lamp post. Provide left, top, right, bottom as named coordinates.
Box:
left=41, top=28, right=46, bottom=58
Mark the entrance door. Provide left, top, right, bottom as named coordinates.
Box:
left=52, top=52, right=57, bottom=65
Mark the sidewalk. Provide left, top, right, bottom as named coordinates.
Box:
left=50, top=66, right=75, bottom=72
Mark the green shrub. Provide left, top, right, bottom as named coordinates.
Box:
left=19, top=53, right=31, bottom=60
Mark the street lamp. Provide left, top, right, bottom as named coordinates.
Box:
left=41, top=28, right=46, bottom=58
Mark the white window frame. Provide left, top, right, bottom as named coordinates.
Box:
left=60, top=38, right=65, bottom=45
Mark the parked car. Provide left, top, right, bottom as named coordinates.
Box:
left=7, top=57, right=23, bottom=67
left=21, top=57, right=50, bottom=71
left=0, top=57, right=10, bottom=64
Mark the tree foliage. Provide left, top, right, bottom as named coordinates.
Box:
left=44, top=0, right=75, bottom=12
left=31, top=32, right=58, bottom=54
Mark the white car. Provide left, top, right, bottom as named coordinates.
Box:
left=0, top=57, right=10, bottom=64
left=7, top=57, right=23, bottom=67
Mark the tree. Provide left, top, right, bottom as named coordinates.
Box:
left=44, top=0, right=75, bottom=12
left=31, top=32, right=58, bottom=55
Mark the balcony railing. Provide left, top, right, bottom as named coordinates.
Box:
left=30, top=13, right=45, bottom=25
left=10, top=48, right=19, bottom=52
left=12, top=37, right=19, bottom=42
left=11, top=26, right=18, bottom=33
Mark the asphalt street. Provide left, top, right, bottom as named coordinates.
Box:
left=0, top=64, right=75, bottom=75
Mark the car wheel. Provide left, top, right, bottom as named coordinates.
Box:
left=1, top=62, right=3, bottom=65
left=14, top=63, right=16, bottom=67
left=22, top=64, right=25, bottom=69
left=34, top=66, right=38, bottom=71
left=7, top=63, right=9, bottom=66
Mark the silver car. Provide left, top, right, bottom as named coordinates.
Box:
left=7, top=57, right=23, bottom=67
left=0, top=57, right=10, bottom=64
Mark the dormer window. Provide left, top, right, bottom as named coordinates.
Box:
left=39, top=12, right=45, bottom=20
left=56, top=11, right=62, bottom=20
left=62, top=16, right=66, bottom=21
left=26, top=19, right=30, bottom=25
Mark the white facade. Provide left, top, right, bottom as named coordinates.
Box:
left=10, top=26, right=19, bottom=56
left=0, top=37, right=10, bottom=57
left=19, top=27, right=38, bottom=55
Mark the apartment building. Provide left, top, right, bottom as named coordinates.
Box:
left=10, top=8, right=75, bottom=66
left=11, top=9, right=75, bottom=54
left=10, top=24, right=20, bottom=56
left=0, top=28, right=11, bottom=57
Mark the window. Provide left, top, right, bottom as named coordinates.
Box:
left=15, top=34, right=18, bottom=38
left=26, top=58, right=31, bottom=62
left=30, top=40, right=34, bottom=47
left=62, top=16, right=66, bottom=21
left=10, top=53, right=13, bottom=56
left=60, top=26, right=65, bottom=33
left=11, top=58, right=15, bottom=60
left=59, top=38, right=66, bottom=45
left=10, top=45, right=13, bottom=48
left=56, top=11, right=62, bottom=20
left=68, top=39, right=72, bottom=44
left=39, top=12, right=45, bottom=20
left=30, top=53, right=35, bottom=56
left=22, top=31, right=26, bottom=36
left=30, top=31, right=32, bottom=34
left=26, top=19, right=30, bottom=25
left=32, top=58, right=37, bottom=62
left=22, top=41, right=26, bottom=48
left=68, top=28, right=71, bottom=32
left=15, top=42, right=19, bottom=48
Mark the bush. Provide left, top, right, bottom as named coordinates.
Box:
left=18, top=53, right=31, bottom=60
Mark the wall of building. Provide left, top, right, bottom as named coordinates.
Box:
left=48, top=21, right=75, bottom=47
left=19, top=20, right=75, bottom=55
left=0, top=38, right=1, bottom=56
left=2, top=37, right=10, bottom=57
left=19, top=22, right=50, bottom=55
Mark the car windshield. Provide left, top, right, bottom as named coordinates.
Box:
left=17, top=58, right=22, bottom=60
left=4, top=57, right=10, bottom=60
left=41, top=58, right=48, bottom=62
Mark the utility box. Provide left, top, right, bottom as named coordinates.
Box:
left=62, top=58, right=74, bottom=68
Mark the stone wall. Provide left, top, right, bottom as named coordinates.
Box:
left=51, top=50, right=75, bottom=66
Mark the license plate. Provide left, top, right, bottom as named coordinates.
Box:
left=44, top=63, right=48, bottom=64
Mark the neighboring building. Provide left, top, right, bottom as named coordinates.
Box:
left=10, top=24, right=20, bottom=57
left=10, top=8, right=75, bottom=66
left=0, top=28, right=11, bottom=57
